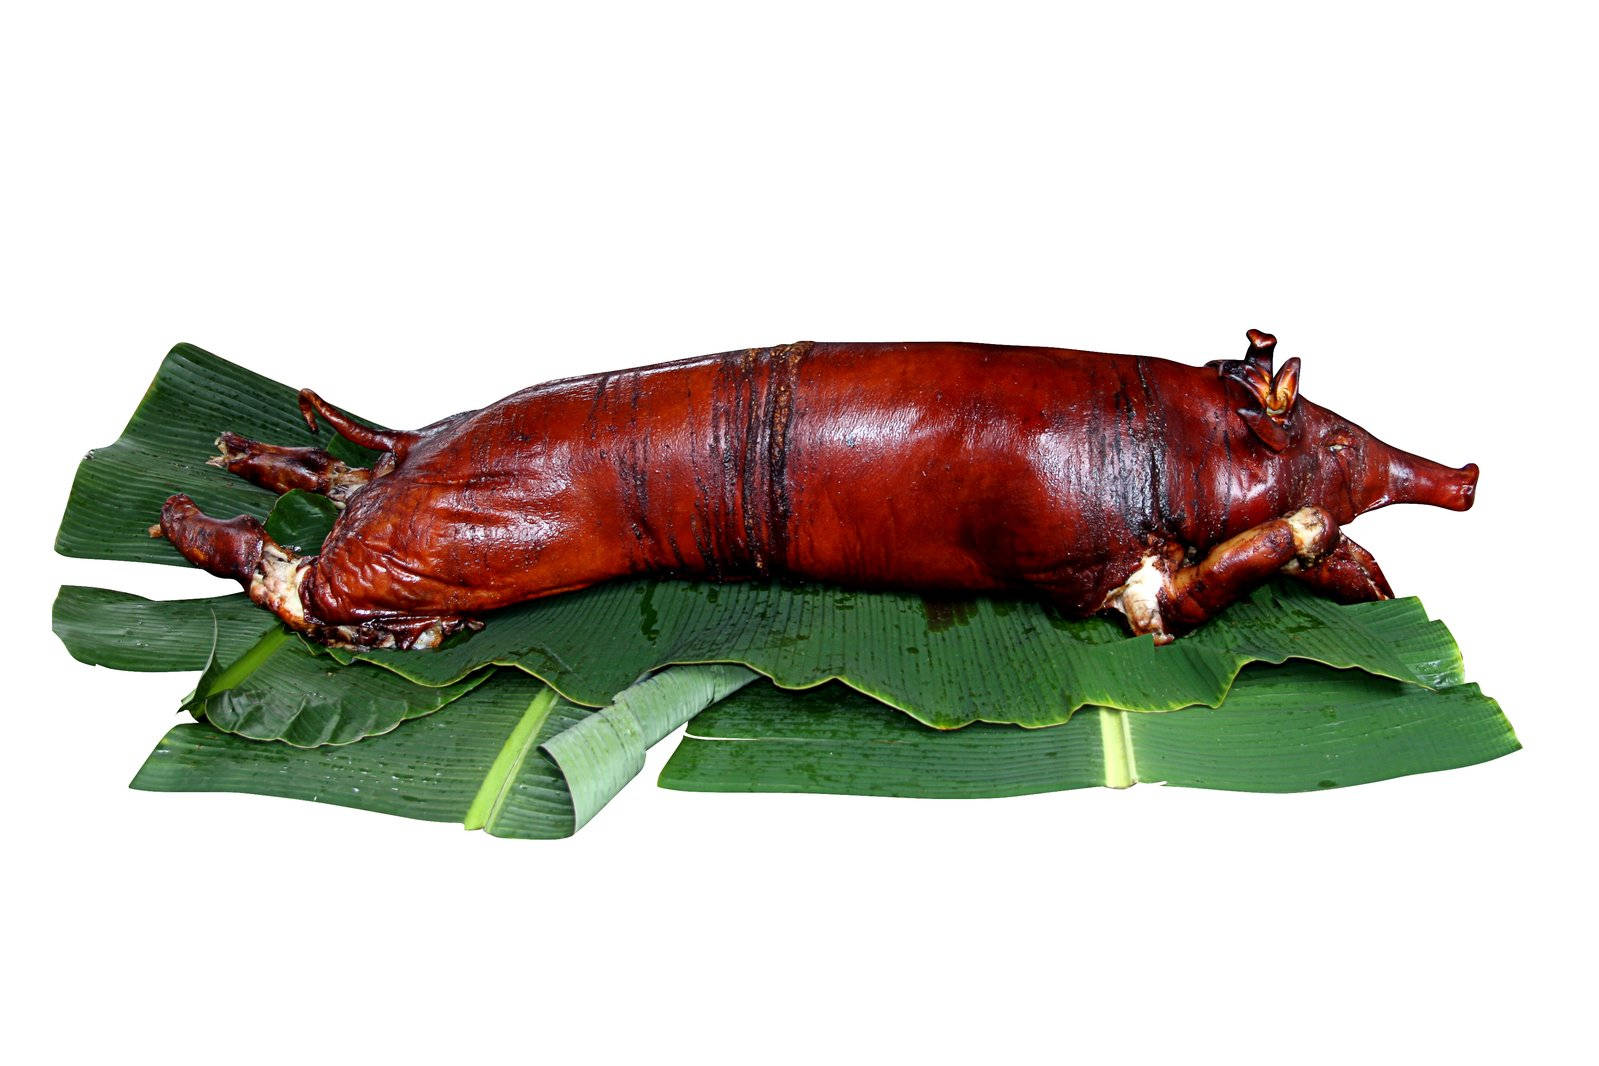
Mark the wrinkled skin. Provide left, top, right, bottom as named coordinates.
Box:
left=159, top=331, right=1478, bottom=648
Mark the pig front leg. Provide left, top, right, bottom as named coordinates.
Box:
left=1103, top=507, right=1338, bottom=644
left=1283, top=534, right=1393, bottom=602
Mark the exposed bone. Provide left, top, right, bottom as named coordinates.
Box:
left=1102, top=553, right=1174, bottom=644
left=247, top=542, right=311, bottom=626
left=1284, top=505, right=1333, bottom=561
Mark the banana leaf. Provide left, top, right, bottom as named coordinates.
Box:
left=131, top=664, right=758, bottom=836
left=658, top=666, right=1519, bottom=796
left=54, top=587, right=270, bottom=672
left=55, top=586, right=487, bottom=747
left=55, top=582, right=754, bottom=832
left=184, top=628, right=490, bottom=747
left=264, top=489, right=341, bottom=554
left=57, top=342, right=1458, bottom=730
left=541, top=664, right=755, bottom=829
left=57, top=496, right=477, bottom=749
left=56, top=343, right=378, bottom=567
left=337, top=577, right=1459, bottom=728
left=132, top=671, right=585, bottom=838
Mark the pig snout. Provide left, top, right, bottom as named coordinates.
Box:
left=1450, top=462, right=1479, bottom=511
left=1386, top=452, right=1479, bottom=512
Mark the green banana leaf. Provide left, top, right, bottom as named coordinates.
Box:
left=264, top=489, right=342, bottom=554
left=542, top=663, right=755, bottom=829
left=54, top=587, right=270, bottom=672
left=184, top=627, right=490, bottom=747
left=132, top=671, right=585, bottom=838
left=55, top=586, right=487, bottom=747
left=55, top=581, right=755, bottom=832
left=55, top=570, right=1514, bottom=819
left=57, top=496, right=470, bottom=749
left=131, top=664, right=760, bottom=836
left=57, top=341, right=1460, bottom=730
left=338, top=577, right=1457, bottom=728
left=658, top=666, right=1519, bottom=796
left=56, top=343, right=378, bottom=567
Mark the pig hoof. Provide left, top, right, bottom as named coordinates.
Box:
left=208, top=432, right=374, bottom=506
left=1285, top=506, right=1337, bottom=563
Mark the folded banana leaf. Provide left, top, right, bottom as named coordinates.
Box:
left=132, top=666, right=757, bottom=837
left=56, top=586, right=488, bottom=746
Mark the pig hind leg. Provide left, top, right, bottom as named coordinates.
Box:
left=206, top=389, right=415, bottom=506
left=208, top=431, right=374, bottom=505
left=1103, top=507, right=1339, bottom=644
left=154, top=494, right=478, bottom=650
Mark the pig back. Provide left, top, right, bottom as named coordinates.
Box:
left=777, top=342, right=1200, bottom=598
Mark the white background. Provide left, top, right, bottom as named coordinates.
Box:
left=4, top=3, right=1593, bottom=1063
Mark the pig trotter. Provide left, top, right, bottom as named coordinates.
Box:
left=1283, top=534, right=1393, bottom=602
left=157, top=494, right=270, bottom=585
left=155, top=494, right=478, bottom=650
left=208, top=432, right=374, bottom=505
left=1105, top=507, right=1339, bottom=644
left=297, top=389, right=410, bottom=456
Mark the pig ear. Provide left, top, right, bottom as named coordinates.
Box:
left=1238, top=408, right=1293, bottom=451
left=1244, top=328, right=1277, bottom=372
left=1213, top=329, right=1300, bottom=452
left=1267, top=356, right=1300, bottom=417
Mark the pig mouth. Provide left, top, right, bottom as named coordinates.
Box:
left=1440, top=462, right=1479, bottom=511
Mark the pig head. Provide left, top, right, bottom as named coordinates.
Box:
left=1212, top=328, right=1479, bottom=525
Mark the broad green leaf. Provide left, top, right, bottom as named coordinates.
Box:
left=132, top=672, right=584, bottom=838
left=131, top=664, right=758, bottom=837
left=56, top=343, right=379, bottom=566
left=264, top=489, right=340, bottom=554
left=182, top=629, right=488, bottom=747
left=1111, top=667, right=1516, bottom=791
left=54, top=586, right=274, bottom=672
left=661, top=680, right=1105, bottom=798
left=659, top=666, right=1520, bottom=797
left=55, top=584, right=487, bottom=746
left=56, top=581, right=748, bottom=829
left=341, top=578, right=1449, bottom=727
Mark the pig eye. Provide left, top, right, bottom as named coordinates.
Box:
left=1326, top=433, right=1353, bottom=454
